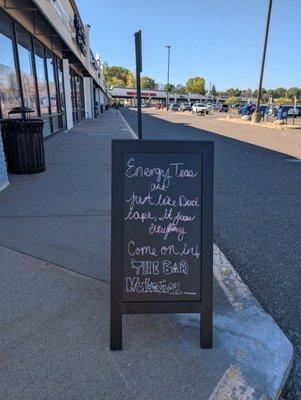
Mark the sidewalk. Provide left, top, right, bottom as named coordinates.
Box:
left=0, top=110, right=293, bottom=400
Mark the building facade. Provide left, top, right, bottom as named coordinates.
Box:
left=0, top=0, right=108, bottom=190
left=109, top=86, right=227, bottom=106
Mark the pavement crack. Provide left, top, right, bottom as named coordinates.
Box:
left=107, top=351, right=131, bottom=390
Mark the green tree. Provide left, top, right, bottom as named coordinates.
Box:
left=211, top=84, right=217, bottom=95
left=141, top=76, right=157, bottom=89
left=266, top=89, right=275, bottom=99
left=286, top=87, right=301, bottom=100
left=227, top=88, right=241, bottom=97
left=186, top=77, right=205, bottom=94
left=224, top=96, right=238, bottom=106
left=273, top=87, right=286, bottom=98
left=164, top=83, right=175, bottom=92
left=126, top=72, right=136, bottom=88
left=252, top=88, right=266, bottom=99
left=103, top=65, right=135, bottom=88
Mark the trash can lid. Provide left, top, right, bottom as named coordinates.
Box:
left=8, top=107, right=34, bottom=115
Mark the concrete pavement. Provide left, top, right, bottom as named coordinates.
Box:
left=0, top=109, right=293, bottom=399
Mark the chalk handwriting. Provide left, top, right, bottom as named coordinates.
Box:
left=126, top=277, right=183, bottom=295
left=148, top=222, right=187, bottom=241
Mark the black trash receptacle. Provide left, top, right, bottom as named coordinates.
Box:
left=0, top=107, right=45, bottom=174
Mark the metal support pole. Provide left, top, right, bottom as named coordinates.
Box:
left=253, top=0, right=273, bottom=123
left=134, top=30, right=142, bottom=139
left=165, top=45, right=171, bottom=110
left=136, top=69, right=142, bottom=139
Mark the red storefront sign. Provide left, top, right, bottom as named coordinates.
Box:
left=126, top=91, right=157, bottom=97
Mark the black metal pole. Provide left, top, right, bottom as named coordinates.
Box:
left=136, top=69, right=142, bottom=139
left=254, top=0, right=273, bottom=121
left=165, top=45, right=171, bottom=110
left=135, top=30, right=142, bottom=139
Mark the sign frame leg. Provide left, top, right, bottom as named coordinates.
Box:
left=200, top=310, right=212, bottom=348
left=110, top=305, right=122, bottom=350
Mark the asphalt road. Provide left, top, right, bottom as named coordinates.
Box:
left=120, top=108, right=301, bottom=399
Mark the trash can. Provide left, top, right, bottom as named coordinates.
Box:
left=0, top=107, right=45, bottom=174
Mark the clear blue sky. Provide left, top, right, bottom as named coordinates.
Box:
left=76, top=0, right=300, bottom=91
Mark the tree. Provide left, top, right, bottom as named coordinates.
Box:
left=186, top=77, right=205, bottom=94
left=103, top=65, right=135, bottom=88
left=174, top=84, right=187, bottom=94
left=226, top=88, right=241, bottom=97
left=286, top=87, right=301, bottom=100
left=211, top=84, right=217, bottom=96
left=241, top=89, right=252, bottom=98
left=164, top=83, right=175, bottom=92
left=126, top=72, right=136, bottom=88
left=224, top=96, right=238, bottom=106
left=274, top=97, right=293, bottom=105
left=141, top=76, right=157, bottom=89
left=266, top=89, right=275, bottom=99
left=252, top=88, right=266, bottom=99
left=273, top=87, right=286, bottom=98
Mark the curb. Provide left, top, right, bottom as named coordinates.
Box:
left=118, top=110, right=138, bottom=139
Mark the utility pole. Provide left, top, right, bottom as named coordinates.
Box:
left=208, top=82, right=212, bottom=102
left=253, top=0, right=273, bottom=123
left=165, top=45, right=171, bottom=110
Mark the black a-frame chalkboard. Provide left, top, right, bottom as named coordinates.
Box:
left=110, top=140, right=213, bottom=350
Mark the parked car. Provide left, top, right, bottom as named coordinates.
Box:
left=180, top=103, right=192, bottom=112
left=259, top=105, right=269, bottom=116
left=219, top=104, right=229, bottom=112
left=192, top=103, right=208, bottom=114
left=286, top=106, right=301, bottom=117
left=170, top=103, right=180, bottom=111
left=267, top=106, right=277, bottom=116
left=205, top=103, right=215, bottom=111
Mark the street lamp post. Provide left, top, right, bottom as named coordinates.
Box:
left=165, top=45, right=171, bottom=110
left=253, top=0, right=273, bottom=123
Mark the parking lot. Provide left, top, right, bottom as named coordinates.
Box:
left=121, top=106, right=301, bottom=398
left=137, top=106, right=301, bottom=158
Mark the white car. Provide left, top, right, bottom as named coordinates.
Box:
left=192, top=103, right=209, bottom=114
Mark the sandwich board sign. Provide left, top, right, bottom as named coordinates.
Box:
left=110, top=140, right=213, bottom=350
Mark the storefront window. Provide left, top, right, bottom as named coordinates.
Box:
left=16, top=27, right=37, bottom=114
left=0, top=13, right=20, bottom=118
left=70, top=67, right=84, bottom=123
left=75, top=75, right=81, bottom=120
left=45, top=50, right=58, bottom=114
left=33, top=40, right=49, bottom=115
left=57, top=59, right=66, bottom=129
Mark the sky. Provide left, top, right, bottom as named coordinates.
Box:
left=76, top=0, right=301, bottom=91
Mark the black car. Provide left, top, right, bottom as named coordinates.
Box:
left=219, top=104, right=229, bottom=112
